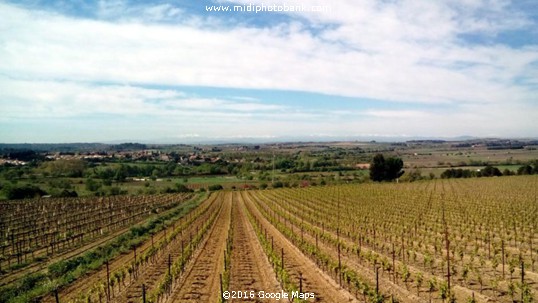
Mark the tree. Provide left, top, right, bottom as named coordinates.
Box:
left=41, top=159, right=86, bottom=177
left=532, top=160, right=538, bottom=174
left=369, top=154, right=404, bottom=182
left=3, top=184, right=47, bottom=200
left=386, top=157, right=404, bottom=180
left=85, top=178, right=101, bottom=192
left=441, top=168, right=475, bottom=179
left=517, top=165, right=533, bottom=175
left=370, top=154, right=386, bottom=181
left=114, top=164, right=129, bottom=182
left=480, top=165, right=502, bottom=177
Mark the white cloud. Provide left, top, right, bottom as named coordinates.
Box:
left=0, top=1, right=536, bottom=141
left=364, top=110, right=428, bottom=119
left=0, top=78, right=288, bottom=120
left=1, top=1, right=536, bottom=106
left=96, top=0, right=183, bottom=22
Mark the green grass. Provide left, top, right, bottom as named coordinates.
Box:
left=184, top=176, right=242, bottom=184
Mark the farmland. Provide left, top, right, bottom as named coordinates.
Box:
left=0, top=175, right=536, bottom=302
left=2, top=139, right=538, bottom=200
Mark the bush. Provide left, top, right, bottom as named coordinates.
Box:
left=3, top=185, right=47, bottom=200
left=49, top=257, right=84, bottom=279
left=441, top=168, right=475, bottom=179
left=57, top=189, right=78, bottom=198
left=174, top=183, right=193, bottom=193
left=0, top=272, right=48, bottom=302
left=85, top=178, right=101, bottom=192
left=503, top=169, right=515, bottom=176
left=272, top=181, right=284, bottom=188
left=109, top=187, right=127, bottom=196
left=404, top=169, right=423, bottom=182
left=518, top=165, right=533, bottom=175
left=208, top=184, right=224, bottom=191
left=479, top=165, right=502, bottom=177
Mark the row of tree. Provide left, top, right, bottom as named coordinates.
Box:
left=441, top=162, right=538, bottom=179
left=441, top=166, right=502, bottom=179
left=369, top=154, right=538, bottom=181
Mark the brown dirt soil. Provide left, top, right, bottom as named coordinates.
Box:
left=255, top=193, right=497, bottom=303
left=111, top=195, right=221, bottom=303
left=248, top=192, right=424, bottom=303
left=266, top=195, right=502, bottom=303
left=43, top=194, right=217, bottom=303
left=166, top=191, right=232, bottom=303
left=228, top=192, right=282, bottom=303
left=240, top=191, right=359, bottom=303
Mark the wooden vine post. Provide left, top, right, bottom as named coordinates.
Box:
left=392, top=241, right=396, bottom=283
left=106, top=260, right=111, bottom=302
left=281, top=247, right=284, bottom=270
left=168, top=253, right=171, bottom=277
left=142, top=284, right=146, bottom=303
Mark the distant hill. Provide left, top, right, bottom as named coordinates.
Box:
left=0, top=143, right=109, bottom=153
left=0, top=142, right=149, bottom=154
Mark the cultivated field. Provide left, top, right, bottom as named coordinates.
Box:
left=1, top=176, right=536, bottom=303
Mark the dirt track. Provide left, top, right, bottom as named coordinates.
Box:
left=240, top=191, right=359, bottom=303
left=167, top=192, right=232, bottom=303
left=228, top=192, right=282, bottom=303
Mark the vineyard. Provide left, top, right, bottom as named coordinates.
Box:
left=0, top=176, right=536, bottom=302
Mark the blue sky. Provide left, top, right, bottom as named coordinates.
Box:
left=0, top=0, right=537, bottom=143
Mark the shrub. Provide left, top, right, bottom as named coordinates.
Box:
left=3, top=185, right=47, bottom=200
left=273, top=181, right=284, bottom=188
left=208, top=184, right=223, bottom=191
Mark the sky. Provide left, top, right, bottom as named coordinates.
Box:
left=0, top=0, right=537, bottom=143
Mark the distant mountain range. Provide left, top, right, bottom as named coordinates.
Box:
left=1, top=136, right=538, bottom=149
left=98, top=135, right=477, bottom=144
left=98, top=135, right=538, bottom=145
